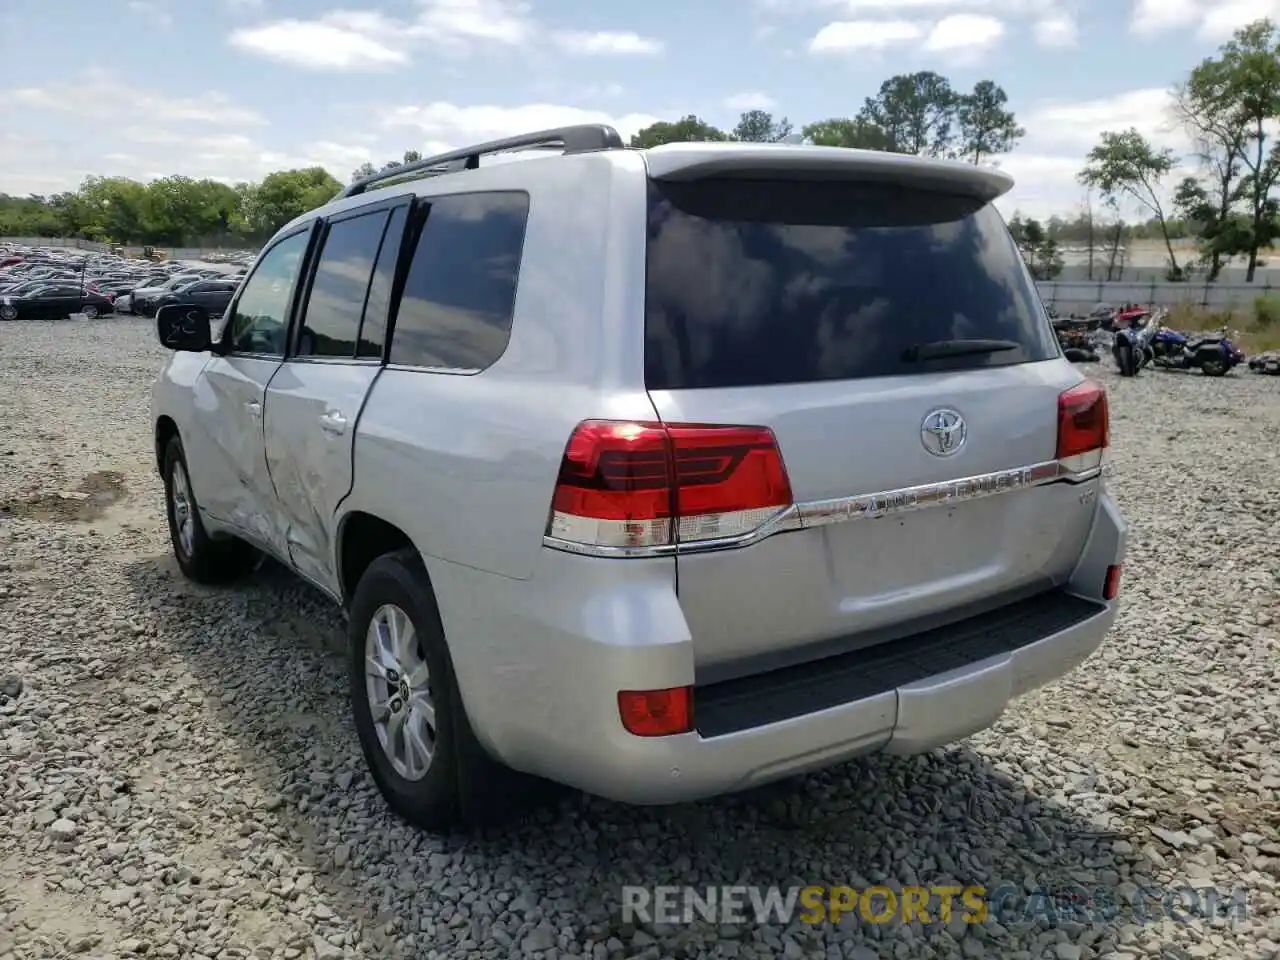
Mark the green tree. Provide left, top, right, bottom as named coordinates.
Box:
left=352, top=150, right=427, bottom=184
left=629, top=115, right=729, bottom=147
left=77, top=176, right=148, bottom=241
left=732, top=110, right=793, bottom=142
left=0, top=194, right=61, bottom=236
left=140, top=176, right=235, bottom=245
left=956, top=80, right=1024, bottom=164
left=857, top=71, right=957, bottom=157
left=241, top=167, right=342, bottom=235
left=1079, top=129, right=1183, bottom=279
left=1172, top=57, right=1249, bottom=280
left=800, top=117, right=896, bottom=150
left=1214, top=18, right=1280, bottom=281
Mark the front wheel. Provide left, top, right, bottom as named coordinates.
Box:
left=0, top=305, right=16, bottom=321
left=1114, top=341, right=1137, bottom=377
left=162, top=436, right=259, bottom=584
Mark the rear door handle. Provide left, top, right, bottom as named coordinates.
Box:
left=319, top=409, right=348, bottom=435
left=245, top=399, right=262, bottom=418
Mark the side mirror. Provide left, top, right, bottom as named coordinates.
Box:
left=156, top=304, right=212, bottom=352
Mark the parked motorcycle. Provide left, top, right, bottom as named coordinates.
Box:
left=1052, top=314, right=1101, bottom=362
left=1248, top=350, right=1280, bottom=374
left=1107, top=304, right=1154, bottom=333
left=1112, top=312, right=1157, bottom=377
left=1149, top=324, right=1244, bottom=377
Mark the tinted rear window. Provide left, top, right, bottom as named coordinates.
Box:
left=643, top=179, right=1057, bottom=390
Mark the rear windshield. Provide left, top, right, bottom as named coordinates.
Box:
left=643, top=178, right=1058, bottom=390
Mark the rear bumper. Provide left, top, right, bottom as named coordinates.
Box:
left=434, top=492, right=1126, bottom=805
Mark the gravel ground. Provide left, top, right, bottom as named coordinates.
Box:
left=0, top=317, right=1277, bottom=960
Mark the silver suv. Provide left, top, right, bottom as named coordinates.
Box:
left=150, top=125, right=1127, bottom=831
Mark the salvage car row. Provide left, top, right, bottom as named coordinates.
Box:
left=0, top=243, right=245, bottom=321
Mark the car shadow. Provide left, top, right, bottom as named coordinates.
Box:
left=121, top=553, right=1171, bottom=958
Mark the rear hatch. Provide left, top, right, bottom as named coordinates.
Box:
left=640, top=162, right=1100, bottom=682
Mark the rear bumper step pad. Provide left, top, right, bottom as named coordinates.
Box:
left=694, top=589, right=1105, bottom=738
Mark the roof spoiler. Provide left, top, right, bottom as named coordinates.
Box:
left=643, top=143, right=1014, bottom=203
left=338, top=124, right=626, bottom=199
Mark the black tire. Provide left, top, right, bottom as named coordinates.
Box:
left=162, top=436, right=259, bottom=584
left=1115, top=342, right=1136, bottom=377
left=348, top=548, right=553, bottom=831
left=1199, top=355, right=1228, bottom=377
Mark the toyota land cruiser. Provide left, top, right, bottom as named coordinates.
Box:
left=150, top=125, right=1126, bottom=830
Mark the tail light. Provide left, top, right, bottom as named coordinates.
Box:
left=1056, top=381, right=1108, bottom=476
left=1103, top=564, right=1122, bottom=600
left=546, top=420, right=793, bottom=553
left=618, top=687, right=692, bottom=736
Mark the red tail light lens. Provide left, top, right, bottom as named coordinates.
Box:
left=1057, top=381, right=1108, bottom=474
left=547, top=420, right=793, bottom=550
left=618, top=687, right=693, bottom=736
left=1104, top=564, right=1122, bottom=600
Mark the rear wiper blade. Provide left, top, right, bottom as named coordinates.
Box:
left=901, top=339, right=1021, bottom=362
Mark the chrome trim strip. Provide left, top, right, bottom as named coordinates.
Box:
left=542, top=459, right=1102, bottom=559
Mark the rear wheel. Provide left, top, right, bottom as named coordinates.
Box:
left=81, top=304, right=99, bottom=319
left=348, top=550, right=468, bottom=830
left=1199, top=356, right=1228, bottom=377
left=162, top=436, right=259, bottom=584
left=348, top=548, right=542, bottom=831
left=0, top=305, right=16, bottom=321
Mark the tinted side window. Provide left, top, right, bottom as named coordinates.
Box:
left=643, top=179, right=1057, bottom=390
left=358, top=205, right=406, bottom=359
left=226, top=229, right=311, bottom=357
left=389, top=192, right=529, bottom=370
left=296, top=210, right=389, bottom=359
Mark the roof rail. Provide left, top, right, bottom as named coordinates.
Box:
left=338, top=124, right=625, bottom=199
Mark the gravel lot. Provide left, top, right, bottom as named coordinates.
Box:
left=1, top=317, right=1277, bottom=960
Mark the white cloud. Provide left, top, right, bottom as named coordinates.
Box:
left=127, top=0, right=172, bottom=28
left=1130, top=0, right=1280, bottom=40
left=551, top=30, right=663, bottom=55
left=1200, top=0, right=1280, bottom=39
left=6, top=70, right=266, bottom=126
left=922, top=13, right=1005, bottom=53
left=832, top=0, right=988, bottom=10
left=1033, top=11, right=1077, bottom=46
left=0, top=126, right=377, bottom=196
left=412, top=0, right=534, bottom=47
left=2, top=88, right=670, bottom=195
left=809, top=19, right=926, bottom=51
left=229, top=14, right=408, bottom=70
left=377, top=102, right=663, bottom=148
left=785, top=0, right=1072, bottom=50
left=1023, top=88, right=1186, bottom=153
left=228, top=0, right=660, bottom=70
left=724, top=92, right=778, bottom=110
left=993, top=88, right=1209, bottom=220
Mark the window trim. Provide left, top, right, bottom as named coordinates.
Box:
left=287, top=194, right=413, bottom=367
left=382, top=188, right=531, bottom=375
left=220, top=221, right=321, bottom=361
left=359, top=203, right=412, bottom=364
